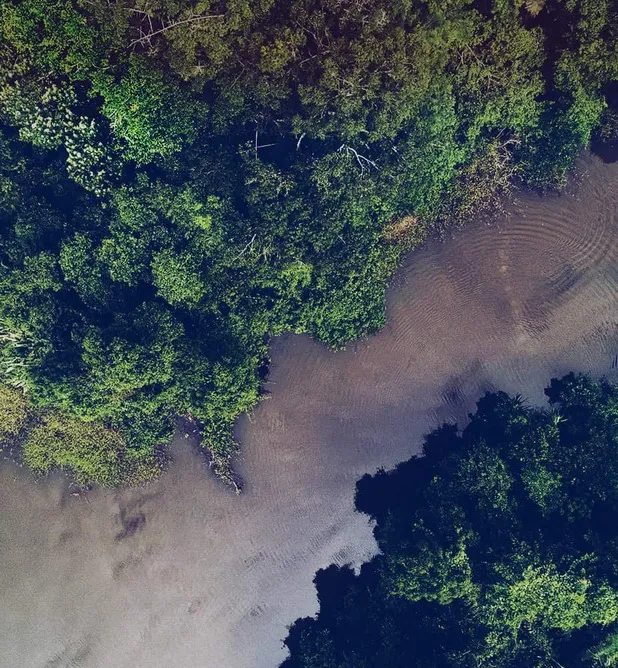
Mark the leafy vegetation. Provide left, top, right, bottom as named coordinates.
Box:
left=0, top=0, right=617, bottom=483
left=23, top=412, right=156, bottom=487
left=0, top=384, right=27, bottom=437
left=0, top=384, right=161, bottom=485
left=281, top=374, right=618, bottom=668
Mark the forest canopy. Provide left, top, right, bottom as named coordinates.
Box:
left=0, top=0, right=617, bottom=484
left=282, top=374, right=618, bottom=668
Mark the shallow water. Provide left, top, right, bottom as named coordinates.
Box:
left=1, top=154, right=618, bottom=668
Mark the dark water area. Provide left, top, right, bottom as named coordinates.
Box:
left=1, top=154, right=618, bottom=668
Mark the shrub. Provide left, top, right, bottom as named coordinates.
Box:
left=23, top=413, right=145, bottom=486
left=0, top=384, right=28, bottom=440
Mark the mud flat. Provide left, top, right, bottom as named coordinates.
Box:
left=1, top=154, right=618, bottom=668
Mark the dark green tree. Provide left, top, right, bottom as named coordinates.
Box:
left=282, top=375, right=618, bottom=668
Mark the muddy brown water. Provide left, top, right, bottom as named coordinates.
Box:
left=1, top=154, right=618, bottom=668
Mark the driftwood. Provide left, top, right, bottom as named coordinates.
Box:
left=209, top=453, right=243, bottom=494
left=183, top=416, right=243, bottom=494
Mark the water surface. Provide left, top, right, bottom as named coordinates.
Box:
left=1, top=155, right=618, bottom=668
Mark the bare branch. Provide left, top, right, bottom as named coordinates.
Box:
left=129, top=13, right=225, bottom=48
left=338, top=144, right=379, bottom=172
left=233, top=234, right=257, bottom=261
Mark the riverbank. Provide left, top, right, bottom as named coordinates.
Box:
left=1, top=153, right=618, bottom=667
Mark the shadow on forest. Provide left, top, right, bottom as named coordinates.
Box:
left=592, top=82, right=618, bottom=164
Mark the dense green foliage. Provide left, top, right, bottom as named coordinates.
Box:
left=282, top=374, right=618, bottom=668
left=0, top=0, right=617, bottom=480
left=23, top=413, right=154, bottom=487
left=0, top=384, right=27, bottom=437
left=0, top=383, right=161, bottom=485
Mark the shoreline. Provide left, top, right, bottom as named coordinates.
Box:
left=1, top=153, right=618, bottom=667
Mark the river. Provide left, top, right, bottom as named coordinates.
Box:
left=1, top=154, right=617, bottom=668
